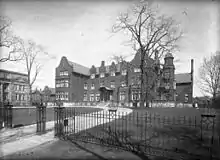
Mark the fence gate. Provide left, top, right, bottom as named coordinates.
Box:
left=36, top=104, right=46, bottom=134
left=1, top=102, right=13, bottom=128
left=54, top=106, right=65, bottom=137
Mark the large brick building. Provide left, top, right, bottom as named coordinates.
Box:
left=0, top=69, right=29, bottom=106
left=55, top=51, right=193, bottom=105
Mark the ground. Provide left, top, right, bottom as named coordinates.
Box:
left=3, top=107, right=220, bottom=160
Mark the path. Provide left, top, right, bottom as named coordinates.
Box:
left=0, top=106, right=132, bottom=157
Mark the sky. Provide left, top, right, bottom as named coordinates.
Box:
left=0, top=0, right=219, bottom=97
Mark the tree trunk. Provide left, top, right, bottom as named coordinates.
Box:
left=29, top=85, right=32, bottom=106
left=213, top=92, right=216, bottom=101
left=140, top=51, right=145, bottom=108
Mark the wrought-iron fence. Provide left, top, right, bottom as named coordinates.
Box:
left=54, top=107, right=220, bottom=160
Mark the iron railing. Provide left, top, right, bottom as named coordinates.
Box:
left=54, top=107, right=220, bottom=160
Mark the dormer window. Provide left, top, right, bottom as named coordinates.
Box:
left=91, top=74, right=95, bottom=79
left=121, top=70, right=127, bottom=75
left=110, top=81, right=115, bottom=88
left=100, top=73, right=105, bottom=78
left=110, top=71, right=115, bottom=76
left=91, top=83, right=95, bottom=90
left=121, top=81, right=126, bottom=87
left=84, top=83, right=88, bottom=90
left=134, top=68, right=141, bottom=73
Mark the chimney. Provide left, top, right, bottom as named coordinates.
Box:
left=101, top=61, right=105, bottom=66
left=191, top=59, right=194, bottom=75
left=191, top=59, right=194, bottom=98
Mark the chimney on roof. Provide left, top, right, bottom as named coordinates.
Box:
left=101, top=61, right=105, bottom=66
left=191, top=59, right=194, bottom=75
left=191, top=59, right=194, bottom=97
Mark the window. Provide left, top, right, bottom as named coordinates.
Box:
left=91, top=83, right=95, bottom=90
left=165, top=83, right=170, bottom=90
left=60, top=71, right=68, bottom=76
left=100, top=73, right=105, bottom=78
left=110, top=71, right=115, bottom=76
left=132, top=90, right=140, bottom=101
left=56, top=92, right=68, bottom=100
left=185, top=94, right=189, bottom=103
left=90, top=74, right=95, bottom=79
left=20, top=94, right=24, bottom=101
left=16, top=85, right=19, bottom=91
left=83, top=93, right=87, bottom=101
left=90, top=93, right=94, bottom=101
left=16, top=94, right=19, bottom=101
left=56, top=80, right=69, bottom=88
left=173, top=81, right=176, bottom=90
left=121, top=81, right=126, bottom=87
left=134, top=68, right=141, bottom=73
left=56, top=94, right=59, bottom=100
left=110, top=81, right=115, bottom=88
left=121, top=70, right=127, bottom=75
left=64, top=80, right=69, bottom=87
left=100, top=81, right=104, bottom=87
left=84, top=83, right=88, bottom=90
left=64, top=92, right=68, bottom=101
left=164, top=72, right=170, bottom=79
left=56, top=81, right=60, bottom=88
left=96, top=93, right=100, bottom=101
left=120, top=91, right=125, bottom=101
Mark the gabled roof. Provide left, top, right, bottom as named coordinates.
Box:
left=68, top=61, right=90, bottom=76
left=175, top=73, right=192, bottom=84
left=32, top=89, right=42, bottom=94
left=0, top=69, right=28, bottom=77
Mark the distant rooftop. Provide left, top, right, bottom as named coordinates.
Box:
left=68, top=60, right=90, bottom=76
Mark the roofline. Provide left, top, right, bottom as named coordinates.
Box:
left=176, top=82, right=192, bottom=84
left=175, top=72, right=191, bottom=75
left=0, top=69, right=28, bottom=76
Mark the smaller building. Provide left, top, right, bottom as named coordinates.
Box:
left=31, top=88, right=42, bottom=105
left=31, top=86, right=56, bottom=106
left=0, top=69, right=29, bottom=106
left=42, top=86, right=56, bottom=103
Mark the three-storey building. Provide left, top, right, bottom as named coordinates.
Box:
left=0, top=69, right=29, bottom=106
left=55, top=51, right=194, bottom=105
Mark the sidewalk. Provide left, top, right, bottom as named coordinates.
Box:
left=0, top=121, right=54, bottom=143
left=0, top=107, right=133, bottom=158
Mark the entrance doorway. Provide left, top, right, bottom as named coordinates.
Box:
left=99, top=86, right=113, bottom=102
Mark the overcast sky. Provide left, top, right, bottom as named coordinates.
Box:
left=0, top=0, right=219, bottom=97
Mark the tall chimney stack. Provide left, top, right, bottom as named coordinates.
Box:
left=191, top=59, right=194, bottom=99
left=101, top=61, right=105, bottom=66
left=191, top=59, right=194, bottom=75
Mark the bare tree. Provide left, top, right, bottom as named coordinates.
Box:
left=112, top=1, right=182, bottom=107
left=20, top=40, right=48, bottom=105
left=0, top=16, right=23, bottom=62
left=198, top=51, right=220, bottom=101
